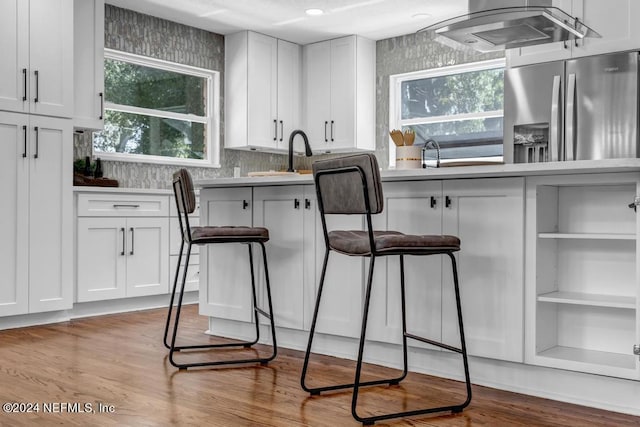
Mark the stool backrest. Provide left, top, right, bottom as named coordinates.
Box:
left=172, top=169, right=196, bottom=243
left=312, top=153, right=384, bottom=215
left=173, top=169, right=197, bottom=214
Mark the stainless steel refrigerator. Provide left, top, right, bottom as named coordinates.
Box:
left=504, top=51, right=639, bottom=163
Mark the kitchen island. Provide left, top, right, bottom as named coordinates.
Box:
left=196, top=159, right=640, bottom=417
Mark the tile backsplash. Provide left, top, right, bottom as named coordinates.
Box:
left=75, top=5, right=502, bottom=189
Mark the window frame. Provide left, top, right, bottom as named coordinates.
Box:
left=388, top=58, right=506, bottom=168
left=94, top=48, right=221, bottom=167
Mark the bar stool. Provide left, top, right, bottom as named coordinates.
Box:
left=300, top=153, right=471, bottom=424
left=163, top=169, right=277, bottom=369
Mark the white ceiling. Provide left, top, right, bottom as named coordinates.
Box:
left=105, top=0, right=468, bottom=44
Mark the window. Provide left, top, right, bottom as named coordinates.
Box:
left=389, top=58, right=505, bottom=166
left=93, top=49, right=220, bottom=166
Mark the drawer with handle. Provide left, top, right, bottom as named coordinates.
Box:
left=77, top=194, right=169, bottom=217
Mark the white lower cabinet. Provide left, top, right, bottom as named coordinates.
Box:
left=368, top=178, right=525, bottom=363
left=253, top=186, right=306, bottom=330
left=0, top=112, right=72, bottom=316
left=254, top=185, right=365, bottom=336
left=526, top=173, right=640, bottom=379
left=203, top=179, right=524, bottom=363
left=199, top=187, right=254, bottom=321
left=441, top=178, right=525, bottom=363
left=76, top=194, right=169, bottom=302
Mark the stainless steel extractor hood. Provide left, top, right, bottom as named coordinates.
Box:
left=419, top=0, right=600, bottom=52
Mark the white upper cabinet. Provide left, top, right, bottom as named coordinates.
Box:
left=0, top=0, right=74, bottom=117
left=0, top=112, right=72, bottom=316
left=73, top=0, right=105, bottom=130
left=303, top=35, right=375, bottom=153
left=225, top=31, right=301, bottom=152
left=507, top=0, right=640, bottom=67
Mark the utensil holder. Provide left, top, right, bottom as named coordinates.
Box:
left=395, top=146, right=422, bottom=169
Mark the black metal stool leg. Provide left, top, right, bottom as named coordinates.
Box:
left=302, top=252, right=402, bottom=395
left=167, top=242, right=278, bottom=369
left=163, top=239, right=185, bottom=349
left=259, top=241, right=278, bottom=364
left=169, top=242, right=193, bottom=368
left=247, top=244, right=261, bottom=348
left=350, top=252, right=472, bottom=425
left=396, top=254, right=409, bottom=384
left=448, top=252, right=472, bottom=410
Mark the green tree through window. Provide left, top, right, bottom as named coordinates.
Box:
left=93, top=50, right=219, bottom=165
left=391, top=59, right=505, bottom=162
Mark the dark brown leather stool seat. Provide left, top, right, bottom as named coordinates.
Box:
left=163, top=169, right=277, bottom=370
left=301, top=153, right=471, bottom=425
left=328, top=230, right=460, bottom=255
left=192, top=226, right=269, bottom=243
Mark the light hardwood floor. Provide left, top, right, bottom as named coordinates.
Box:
left=0, top=305, right=638, bottom=426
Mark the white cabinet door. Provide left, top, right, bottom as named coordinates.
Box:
left=28, top=0, right=73, bottom=117
left=0, top=0, right=29, bottom=113
left=328, top=37, right=356, bottom=151
left=304, top=186, right=364, bottom=338
left=0, top=113, right=29, bottom=316
left=368, top=181, right=443, bottom=345
left=441, top=178, right=525, bottom=363
left=73, top=0, right=104, bottom=130
left=572, top=0, right=640, bottom=57
left=225, top=31, right=301, bottom=152
left=199, top=187, right=254, bottom=321
left=303, top=40, right=331, bottom=151
left=247, top=32, right=278, bottom=150
left=277, top=39, right=301, bottom=148
left=0, top=0, right=72, bottom=117
left=126, top=217, right=169, bottom=298
left=28, top=115, right=72, bottom=313
left=253, top=186, right=305, bottom=330
left=77, top=217, right=127, bottom=302
left=303, top=35, right=375, bottom=153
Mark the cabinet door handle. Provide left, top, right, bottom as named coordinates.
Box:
left=113, top=204, right=140, bottom=209
left=273, top=119, right=277, bottom=141
left=279, top=120, right=283, bottom=142
left=33, top=126, right=39, bottom=159
left=324, top=121, right=328, bottom=142
left=129, top=227, right=134, bottom=255
left=294, top=198, right=300, bottom=209
left=304, top=198, right=311, bottom=209
left=22, top=68, right=27, bottom=101
left=445, top=195, right=452, bottom=208
left=242, top=200, right=249, bottom=210
left=430, top=196, right=437, bottom=209
left=33, top=70, right=39, bottom=103
left=22, top=125, right=27, bottom=158
left=330, top=120, right=334, bottom=142
left=99, top=92, right=104, bottom=120
left=120, top=228, right=126, bottom=256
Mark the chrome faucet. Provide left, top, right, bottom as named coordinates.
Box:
left=422, top=138, right=441, bottom=168
left=287, top=130, right=313, bottom=172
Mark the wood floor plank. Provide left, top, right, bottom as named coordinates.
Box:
left=0, top=306, right=637, bottom=426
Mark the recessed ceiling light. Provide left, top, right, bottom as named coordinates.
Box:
left=305, top=8, right=324, bottom=16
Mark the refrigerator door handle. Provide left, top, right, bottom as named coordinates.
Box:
left=550, top=75, right=561, bottom=162
left=565, top=73, right=577, bottom=161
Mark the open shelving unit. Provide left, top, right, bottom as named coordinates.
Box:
left=526, top=174, right=639, bottom=379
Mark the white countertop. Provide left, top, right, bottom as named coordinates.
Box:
left=73, top=186, right=172, bottom=195
left=196, top=159, right=640, bottom=188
